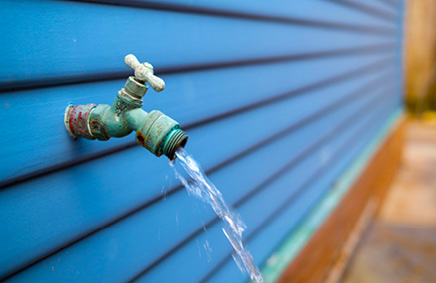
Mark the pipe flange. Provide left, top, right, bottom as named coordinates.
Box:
left=65, top=104, right=97, bottom=140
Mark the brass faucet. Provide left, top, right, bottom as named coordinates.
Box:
left=64, top=54, right=188, bottom=160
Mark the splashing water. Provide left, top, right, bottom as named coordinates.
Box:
left=169, top=147, right=263, bottom=283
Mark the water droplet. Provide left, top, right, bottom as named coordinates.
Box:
left=203, top=240, right=213, bottom=262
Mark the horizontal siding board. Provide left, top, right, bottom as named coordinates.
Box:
left=80, top=0, right=397, bottom=28
left=378, top=0, right=399, bottom=9
left=0, top=69, right=395, bottom=280
left=325, top=0, right=397, bottom=20
left=5, top=84, right=396, bottom=283
left=206, top=104, right=397, bottom=283
left=0, top=52, right=395, bottom=183
left=332, top=0, right=398, bottom=12
left=0, top=0, right=396, bottom=89
left=354, top=0, right=398, bottom=10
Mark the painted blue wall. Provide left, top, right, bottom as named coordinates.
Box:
left=0, top=0, right=404, bottom=282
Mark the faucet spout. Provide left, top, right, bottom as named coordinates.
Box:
left=64, top=55, right=188, bottom=160
left=130, top=109, right=188, bottom=160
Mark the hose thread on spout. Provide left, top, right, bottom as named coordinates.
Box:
left=162, top=129, right=188, bottom=160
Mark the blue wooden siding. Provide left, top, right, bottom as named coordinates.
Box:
left=0, top=0, right=404, bottom=282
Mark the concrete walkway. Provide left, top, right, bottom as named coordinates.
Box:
left=341, top=121, right=436, bottom=283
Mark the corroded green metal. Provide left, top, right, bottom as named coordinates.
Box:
left=65, top=54, right=188, bottom=160
left=87, top=76, right=144, bottom=141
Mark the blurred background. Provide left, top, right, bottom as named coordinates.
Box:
left=405, top=0, right=436, bottom=119
left=341, top=1, right=436, bottom=281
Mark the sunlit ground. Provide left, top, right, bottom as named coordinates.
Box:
left=342, top=119, right=436, bottom=282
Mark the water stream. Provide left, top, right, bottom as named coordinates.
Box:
left=169, top=147, right=263, bottom=282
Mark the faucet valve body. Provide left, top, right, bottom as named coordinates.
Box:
left=64, top=54, right=188, bottom=160
left=136, top=111, right=188, bottom=159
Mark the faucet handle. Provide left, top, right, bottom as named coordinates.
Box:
left=124, top=54, right=165, bottom=92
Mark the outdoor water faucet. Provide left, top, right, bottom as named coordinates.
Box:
left=64, top=54, right=188, bottom=160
